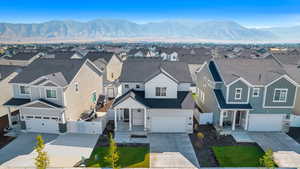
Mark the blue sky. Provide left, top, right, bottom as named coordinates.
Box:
left=1, top=0, right=300, bottom=27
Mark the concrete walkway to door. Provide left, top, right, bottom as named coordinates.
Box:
left=149, top=134, right=199, bottom=168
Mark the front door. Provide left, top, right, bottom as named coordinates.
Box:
left=235, top=111, right=241, bottom=126
left=124, top=109, right=129, bottom=122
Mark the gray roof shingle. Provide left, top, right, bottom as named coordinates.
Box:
left=10, top=59, right=86, bottom=87
left=214, top=58, right=287, bottom=85
left=119, top=59, right=192, bottom=83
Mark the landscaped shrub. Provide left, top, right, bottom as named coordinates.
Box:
left=259, top=149, right=276, bottom=168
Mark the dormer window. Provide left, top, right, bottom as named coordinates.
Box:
left=20, top=85, right=30, bottom=95
left=46, top=89, right=57, bottom=99
left=155, top=87, right=166, bottom=96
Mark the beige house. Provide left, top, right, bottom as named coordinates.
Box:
left=4, top=58, right=103, bottom=134
left=85, top=51, right=123, bottom=82
left=0, top=65, right=23, bottom=132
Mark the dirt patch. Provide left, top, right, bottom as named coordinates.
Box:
left=0, top=133, right=14, bottom=149
left=287, top=127, right=300, bottom=144
left=190, top=120, right=259, bottom=167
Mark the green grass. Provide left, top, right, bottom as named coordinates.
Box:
left=212, top=145, right=264, bottom=167
left=86, top=146, right=150, bottom=168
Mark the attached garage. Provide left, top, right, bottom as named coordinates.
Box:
left=25, top=116, right=60, bottom=134
left=151, top=116, right=186, bottom=133
left=248, top=114, right=284, bottom=131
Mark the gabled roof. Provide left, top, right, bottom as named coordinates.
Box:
left=9, top=58, right=87, bottom=87
left=0, top=65, right=23, bottom=82
left=113, top=90, right=194, bottom=109
left=85, top=51, right=116, bottom=63
left=4, top=51, right=40, bottom=61
left=213, top=58, right=287, bottom=86
left=119, top=59, right=192, bottom=83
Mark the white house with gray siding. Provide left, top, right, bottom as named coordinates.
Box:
left=112, top=59, right=194, bottom=134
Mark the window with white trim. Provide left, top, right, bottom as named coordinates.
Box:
left=223, top=111, right=228, bottom=118
left=273, top=89, right=288, bottom=102
left=91, top=91, right=97, bottom=103
left=155, top=87, right=167, bottom=96
left=124, top=84, right=129, bottom=88
left=252, top=88, right=260, bottom=97
left=46, top=89, right=57, bottom=99
left=234, top=88, right=242, bottom=100
left=20, top=85, right=30, bottom=95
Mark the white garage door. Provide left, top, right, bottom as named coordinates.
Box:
left=25, top=116, right=59, bottom=134
left=151, top=116, right=186, bottom=133
left=248, top=114, right=284, bottom=131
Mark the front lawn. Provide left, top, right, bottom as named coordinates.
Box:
left=212, top=145, right=264, bottom=167
left=86, top=146, right=150, bottom=168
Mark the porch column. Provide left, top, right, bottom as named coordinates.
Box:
left=244, top=110, right=249, bottom=130
left=7, top=107, right=12, bottom=128
left=219, top=110, right=224, bottom=127
left=114, top=108, right=117, bottom=131
left=118, top=108, right=121, bottom=120
left=144, top=108, right=147, bottom=131
left=129, top=108, right=132, bottom=131
left=232, top=110, right=237, bottom=130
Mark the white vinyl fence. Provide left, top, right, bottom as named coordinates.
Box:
left=194, top=108, right=213, bottom=125
left=290, top=114, right=300, bottom=127
left=67, top=116, right=107, bottom=134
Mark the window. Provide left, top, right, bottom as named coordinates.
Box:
left=46, top=89, right=57, bottom=99
left=20, top=85, right=30, bottom=95
left=155, top=87, right=167, bottom=96
left=273, top=89, right=288, bottom=102
left=75, top=82, right=79, bottom=92
left=253, top=88, right=260, bottom=97
left=91, top=92, right=97, bottom=103
left=124, top=84, right=129, bottom=88
left=235, top=88, right=242, bottom=100
left=35, top=116, right=42, bottom=119
left=136, top=84, right=140, bottom=89
left=111, top=73, right=114, bottom=79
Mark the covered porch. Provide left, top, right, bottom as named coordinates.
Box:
left=219, top=109, right=250, bottom=131
left=113, top=107, right=147, bottom=132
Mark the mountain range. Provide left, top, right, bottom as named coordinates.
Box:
left=0, top=19, right=299, bottom=43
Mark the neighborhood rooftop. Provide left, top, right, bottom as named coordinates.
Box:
left=119, top=59, right=193, bottom=83
left=9, top=58, right=87, bottom=86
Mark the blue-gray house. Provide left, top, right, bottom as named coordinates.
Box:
left=195, top=58, right=298, bottom=133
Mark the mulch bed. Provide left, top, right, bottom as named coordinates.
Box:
left=287, top=127, right=300, bottom=144
left=189, top=119, right=260, bottom=167
left=0, top=133, right=14, bottom=149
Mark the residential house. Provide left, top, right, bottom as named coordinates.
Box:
left=195, top=58, right=298, bottom=133
left=4, top=58, right=103, bottom=134
left=0, top=51, right=43, bottom=66
left=0, top=65, right=23, bottom=132
left=112, top=59, right=194, bottom=133
left=271, top=52, right=300, bottom=116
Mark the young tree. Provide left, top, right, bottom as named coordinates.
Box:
left=34, top=135, right=50, bottom=169
left=104, top=134, right=120, bottom=169
left=259, top=149, right=276, bottom=168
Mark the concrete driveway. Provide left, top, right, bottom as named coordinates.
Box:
left=149, top=134, right=199, bottom=168
left=249, top=132, right=300, bottom=168
left=0, top=133, right=99, bottom=167
left=248, top=132, right=300, bottom=153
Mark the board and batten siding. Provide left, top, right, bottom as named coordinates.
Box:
left=264, top=77, right=296, bottom=107
left=145, top=73, right=178, bottom=99
left=227, top=80, right=249, bottom=103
